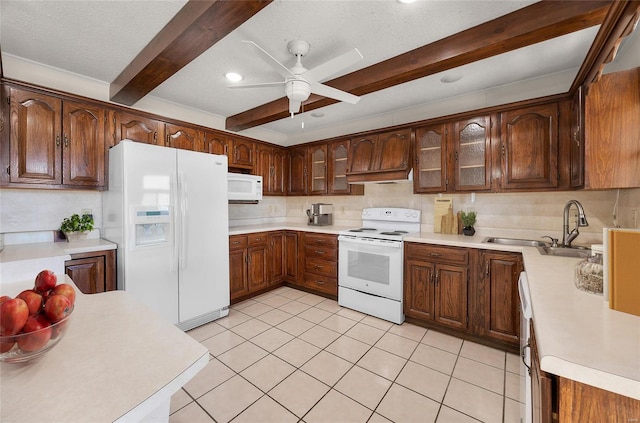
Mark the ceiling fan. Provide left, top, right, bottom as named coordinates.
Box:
left=229, top=40, right=364, bottom=116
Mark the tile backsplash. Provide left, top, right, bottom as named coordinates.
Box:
left=2, top=186, right=638, bottom=247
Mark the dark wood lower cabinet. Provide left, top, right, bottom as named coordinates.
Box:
left=478, top=250, right=522, bottom=346
left=64, top=249, right=116, bottom=294
left=404, top=242, right=521, bottom=352
left=229, top=230, right=336, bottom=303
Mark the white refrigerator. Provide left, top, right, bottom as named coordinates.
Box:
left=103, top=140, right=229, bottom=331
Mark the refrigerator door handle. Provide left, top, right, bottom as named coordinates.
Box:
left=179, top=172, right=188, bottom=271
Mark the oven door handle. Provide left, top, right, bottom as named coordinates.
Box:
left=338, top=235, right=403, bottom=248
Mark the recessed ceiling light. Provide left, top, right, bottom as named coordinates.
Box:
left=310, top=112, right=325, bottom=118
left=397, top=0, right=416, bottom=3
left=440, top=73, right=463, bottom=83
left=225, top=72, right=243, bottom=82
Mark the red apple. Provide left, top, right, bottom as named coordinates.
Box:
left=44, top=295, right=72, bottom=323
left=50, top=283, right=76, bottom=306
left=34, top=270, right=57, bottom=294
left=0, top=339, right=15, bottom=353
left=1, top=298, right=29, bottom=336
left=0, top=296, right=11, bottom=306
left=17, top=314, right=52, bottom=352
left=17, top=290, right=44, bottom=315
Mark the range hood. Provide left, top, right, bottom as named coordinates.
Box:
left=347, top=168, right=414, bottom=184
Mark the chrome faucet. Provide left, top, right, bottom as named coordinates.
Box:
left=562, top=200, right=589, bottom=247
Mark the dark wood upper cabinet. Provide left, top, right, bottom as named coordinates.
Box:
left=256, top=144, right=287, bottom=196
left=7, top=88, right=104, bottom=188
left=116, top=111, right=163, bottom=145
left=453, top=116, right=492, bottom=191
left=585, top=67, right=640, bottom=189
left=288, top=146, right=308, bottom=195
left=346, top=128, right=412, bottom=183
left=500, top=103, right=559, bottom=190
left=62, top=100, right=105, bottom=187
left=165, top=123, right=201, bottom=151
left=415, top=123, right=448, bottom=193
left=9, top=89, right=62, bottom=184
left=347, top=136, right=377, bottom=174
left=230, top=138, right=254, bottom=168
left=327, top=139, right=363, bottom=195
left=309, top=144, right=328, bottom=195
left=202, top=131, right=229, bottom=156
left=570, top=86, right=585, bottom=188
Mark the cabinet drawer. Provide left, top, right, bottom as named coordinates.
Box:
left=305, top=245, right=338, bottom=260
left=248, top=232, right=268, bottom=246
left=303, top=274, right=338, bottom=296
left=305, top=233, right=338, bottom=247
left=305, top=257, right=337, bottom=278
left=405, top=243, right=469, bottom=265
left=229, top=235, right=248, bottom=250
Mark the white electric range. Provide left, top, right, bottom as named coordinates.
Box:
left=337, top=207, right=421, bottom=324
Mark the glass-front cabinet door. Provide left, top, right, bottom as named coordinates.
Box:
left=328, top=140, right=349, bottom=194
left=415, top=124, right=447, bottom=193
left=309, top=144, right=327, bottom=195
left=453, top=116, right=491, bottom=191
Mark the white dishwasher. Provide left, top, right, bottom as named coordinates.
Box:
left=518, top=271, right=532, bottom=423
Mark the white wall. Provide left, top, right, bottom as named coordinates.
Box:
left=0, top=188, right=102, bottom=234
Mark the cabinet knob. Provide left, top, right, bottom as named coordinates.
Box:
left=56, top=135, right=61, bottom=148
left=64, top=135, right=69, bottom=148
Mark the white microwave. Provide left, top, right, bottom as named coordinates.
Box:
left=228, top=173, right=263, bottom=202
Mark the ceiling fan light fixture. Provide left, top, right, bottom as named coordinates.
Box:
left=285, top=80, right=311, bottom=102
left=225, top=72, right=243, bottom=82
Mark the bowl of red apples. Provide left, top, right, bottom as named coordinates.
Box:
left=1, top=270, right=75, bottom=363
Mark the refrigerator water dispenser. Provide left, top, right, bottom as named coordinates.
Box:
left=132, top=207, right=171, bottom=247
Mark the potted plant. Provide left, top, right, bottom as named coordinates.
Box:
left=460, top=210, right=477, bottom=236
left=60, top=213, right=94, bottom=242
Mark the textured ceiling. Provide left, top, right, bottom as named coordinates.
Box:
left=1, top=0, right=626, bottom=145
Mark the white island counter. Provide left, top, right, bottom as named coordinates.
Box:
left=0, top=275, right=209, bottom=423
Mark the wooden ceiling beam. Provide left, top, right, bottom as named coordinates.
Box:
left=110, top=0, right=272, bottom=105
left=570, top=0, right=640, bottom=92
left=226, top=0, right=611, bottom=132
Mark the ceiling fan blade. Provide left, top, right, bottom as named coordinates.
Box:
left=289, top=99, right=301, bottom=114
left=242, top=40, right=295, bottom=79
left=302, top=48, right=364, bottom=82
left=309, top=81, right=360, bottom=104
left=228, top=81, right=285, bottom=89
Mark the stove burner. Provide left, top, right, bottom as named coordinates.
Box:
left=379, top=231, right=409, bottom=236
left=349, top=227, right=377, bottom=232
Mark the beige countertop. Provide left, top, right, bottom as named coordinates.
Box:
left=0, top=275, right=209, bottom=422
left=230, top=223, right=640, bottom=400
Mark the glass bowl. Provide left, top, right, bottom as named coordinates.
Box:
left=0, top=307, right=74, bottom=363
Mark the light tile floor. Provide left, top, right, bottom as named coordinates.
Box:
left=170, top=287, right=523, bottom=423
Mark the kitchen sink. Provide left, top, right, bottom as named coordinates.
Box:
left=537, top=245, right=591, bottom=258
left=482, top=237, right=548, bottom=247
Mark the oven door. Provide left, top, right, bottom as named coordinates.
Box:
left=338, top=235, right=404, bottom=300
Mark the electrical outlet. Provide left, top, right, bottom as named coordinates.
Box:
left=633, top=209, right=638, bottom=228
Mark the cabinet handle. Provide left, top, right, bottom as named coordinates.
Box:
left=430, top=272, right=435, bottom=285
left=64, top=135, right=69, bottom=148
left=315, top=250, right=325, bottom=254
left=435, top=271, right=439, bottom=285
left=56, top=135, right=61, bottom=147
left=485, top=261, right=490, bottom=277
left=314, top=264, right=323, bottom=269
left=429, top=252, right=441, bottom=257
left=315, top=280, right=325, bottom=285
